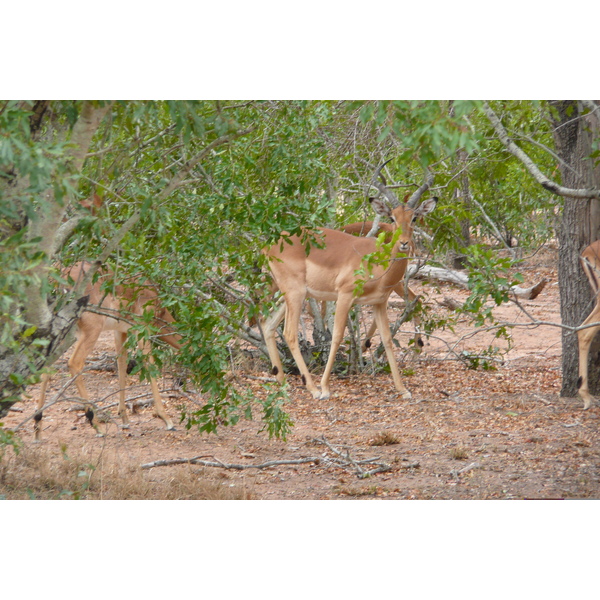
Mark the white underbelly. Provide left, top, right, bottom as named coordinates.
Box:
left=306, top=287, right=339, bottom=302
left=306, top=287, right=387, bottom=306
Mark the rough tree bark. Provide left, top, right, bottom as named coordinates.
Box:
left=550, top=101, right=600, bottom=397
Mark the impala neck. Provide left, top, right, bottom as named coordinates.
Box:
left=376, top=232, right=412, bottom=282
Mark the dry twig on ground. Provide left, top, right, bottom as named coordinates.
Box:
left=140, top=436, right=395, bottom=479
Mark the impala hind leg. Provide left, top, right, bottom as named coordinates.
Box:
left=141, top=341, right=175, bottom=430
left=68, top=321, right=105, bottom=436
left=259, top=301, right=287, bottom=383
left=34, top=372, right=51, bottom=442
left=281, top=291, right=321, bottom=399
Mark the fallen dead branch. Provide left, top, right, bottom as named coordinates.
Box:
left=240, top=373, right=278, bottom=383
left=315, top=436, right=392, bottom=478
left=140, top=436, right=394, bottom=479
left=140, top=455, right=320, bottom=470
left=450, top=461, right=481, bottom=480
left=409, top=264, right=548, bottom=300
left=436, top=296, right=464, bottom=311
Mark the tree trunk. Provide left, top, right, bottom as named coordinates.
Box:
left=551, top=101, right=600, bottom=396
left=0, top=102, right=111, bottom=417
left=25, top=102, right=111, bottom=330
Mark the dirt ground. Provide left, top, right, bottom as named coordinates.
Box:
left=4, top=246, right=600, bottom=500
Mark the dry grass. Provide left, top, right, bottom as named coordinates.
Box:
left=368, top=431, right=401, bottom=446
left=450, top=445, right=469, bottom=460
left=0, top=443, right=252, bottom=500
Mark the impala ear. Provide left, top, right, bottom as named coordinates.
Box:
left=415, top=196, right=438, bottom=217
left=369, top=196, right=392, bottom=218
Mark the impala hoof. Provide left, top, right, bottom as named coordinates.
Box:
left=579, top=391, right=594, bottom=410
left=401, top=391, right=412, bottom=400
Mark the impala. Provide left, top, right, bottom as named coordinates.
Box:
left=577, top=240, right=600, bottom=409
left=260, top=161, right=437, bottom=400
left=35, top=262, right=180, bottom=440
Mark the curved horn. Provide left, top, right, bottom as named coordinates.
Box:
left=370, top=159, right=401, bottom=208
left=406, top=169, right=434, bottom=208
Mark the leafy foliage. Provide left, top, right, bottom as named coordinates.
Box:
left=0, top=421, right=21, bottom=457
left=0, top=99, right=564, bottom=437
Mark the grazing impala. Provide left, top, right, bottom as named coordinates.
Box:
left=260, top=160, right=437, bottom=400
left=577, top=240, right=600, bottom=409
left=35, top=262, right=180, bottom=440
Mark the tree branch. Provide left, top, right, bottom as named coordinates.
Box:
left=482, top=102, right=600, bottom=199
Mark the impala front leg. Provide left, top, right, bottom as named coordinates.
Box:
left=318, top=294, right=355, bottom=400
left=577, top=323, right=599, bottom=410
left=373, top=304, right=412, bottom=400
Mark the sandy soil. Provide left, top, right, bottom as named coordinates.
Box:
left=4, top=247, right=600, bottom=500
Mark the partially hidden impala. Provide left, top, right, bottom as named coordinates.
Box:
left=577, top=240, right=600, bottom=410
left=35, top=261, right=180, bottom=440
left=260, top=160, right=437, bottom=400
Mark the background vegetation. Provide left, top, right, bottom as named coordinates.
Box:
left=2, top=99, right=598, bottom=444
